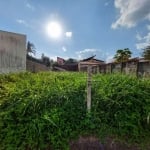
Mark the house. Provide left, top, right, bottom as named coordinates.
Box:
left=78, top=55, right=105, bottom=73
left=53, top=56, right=105, bottom=72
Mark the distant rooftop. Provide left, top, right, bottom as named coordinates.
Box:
left=81, top=55, right=104, bottom=62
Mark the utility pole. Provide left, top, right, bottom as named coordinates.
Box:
left=87, top=65, right=92, bottom=112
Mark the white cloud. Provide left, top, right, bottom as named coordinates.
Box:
left=16, top=19, right=25, bottom=24
left=62, top=46, right=67, bottom=52
left=147, top=25, right=150, bottom=30
left=104, top=1, right=110, bottom=6
left=16, top=19, right=29, bottom=27
left=112, top=0, right=150, bottom=29
left=77, top=49, right=97, bottom=54
left=106, top=55, right=114, bottom=63
left=136, top=33, right=143, bottom=41
left=136, top=42, right=149, bottom=50
left=135, top=32, right=150, bottom=50
left=76, top=49, right=100, bottom=60
left=76, top=48, right=114, bottom=62
left=65, top=32, right=72, bottom=38
left=26, top=2, right=35, bottom=11
left=50, top=56, right=57, bottom=61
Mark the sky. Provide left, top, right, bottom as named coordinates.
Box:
left=0, top=0, right=150, bottom=62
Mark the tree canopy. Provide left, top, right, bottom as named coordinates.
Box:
left=65, top=58, right=77, bottom=64
left=142, top=45, right=150, bottom=60
left=114, top=48, right=132, bottom=62
left=41, top=53, right=51, bottom=67
left=26, top=41, right=36, bottom=56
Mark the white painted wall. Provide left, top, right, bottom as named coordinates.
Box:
left=0, top=30, right=26, bottom=73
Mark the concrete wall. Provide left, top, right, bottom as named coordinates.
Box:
left=125, top=61, right=138, bottom=75
left=26, top=59, right=50, bottom=73
left=111, top=63, right=122, bottom=73
left=138, top=61, right=150, bottom=77
left=0, top=30, right=26, bottom=73
left=100, top=60, right=150, bottom=77
left=105, top=64, right=111, bottom=73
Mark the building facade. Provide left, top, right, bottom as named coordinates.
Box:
left=0, top=30, right=26, bottom=73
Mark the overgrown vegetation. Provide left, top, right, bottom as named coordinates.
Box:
left=0, top=72, right=150, bottom=149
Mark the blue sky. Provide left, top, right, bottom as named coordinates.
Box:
left=0, top=0, right=150, bottom=62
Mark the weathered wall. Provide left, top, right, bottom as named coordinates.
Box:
left=138, top=61, right=150, bottom=77
left=0, top=30, right=26, bottom=73
left=26, top=59, right=50, bottom=73
left=105, top=64, right=111, bottom=73
left=111, top=63, right=122, bottom=73
left=100, top=60, right=150, bottom=77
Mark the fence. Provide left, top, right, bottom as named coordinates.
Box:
left=99, top=59, right=150, bottom=77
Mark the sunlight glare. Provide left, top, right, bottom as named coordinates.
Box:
left=46, top=21, right=62, bottom=39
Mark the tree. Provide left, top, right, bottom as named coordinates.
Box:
left=114, top=48, right=132, bottom=62
left=142, top=45, right=150, bottom=60
left=27, top=41, right=36, bottom=56
left=41, top=53, right=51, bottom=67
left=65, top=58, right=77, bottom=64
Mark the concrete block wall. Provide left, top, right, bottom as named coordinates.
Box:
left=0, top=30, right=26, bottom=73
left=100, top=60, right=150, bottom=77
left=26, top=59, right=50, bottom=73
left=138, top=61, right=150, bottom=77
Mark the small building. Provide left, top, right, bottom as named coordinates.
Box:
left=0, top=30, right=26, bottom=73
left=78, top=55, right=105, bottom=73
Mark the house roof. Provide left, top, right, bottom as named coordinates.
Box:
left=80, top=55, right=104, bottom=63
left=81, top=55, right=96, bottom=61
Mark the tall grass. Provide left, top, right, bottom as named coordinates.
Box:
left=0, top=72, right=150, bottom=149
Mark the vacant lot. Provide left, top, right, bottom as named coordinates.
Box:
left=0, top=72, right=150, bottom=149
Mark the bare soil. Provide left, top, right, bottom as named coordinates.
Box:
left=69, top=136, right=149, bottom=150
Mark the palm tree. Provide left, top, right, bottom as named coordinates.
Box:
left=142, top=45, right=150, bottom=60
left=26, top=41, right=36, bottom=56
left=114, top=48, right=132, bottom=62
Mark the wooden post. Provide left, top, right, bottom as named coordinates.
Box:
left=87, top=65, right=92, bottom=112
left=121, top=62, right=123, bottom=73
left=78, top=62, right=81, bottom=71
left=136, top=60, right=139, bottom=78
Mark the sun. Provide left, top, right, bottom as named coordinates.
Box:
left=46, top=21, right=62, bottom=39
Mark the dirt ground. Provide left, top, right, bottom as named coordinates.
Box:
left=69, top=136, right=149, bottom=150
